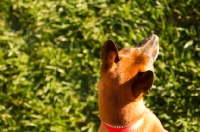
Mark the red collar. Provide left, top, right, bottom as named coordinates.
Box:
left=103, top=122, right=131, bottom=132
left=103, top=118, right=144, bottom=132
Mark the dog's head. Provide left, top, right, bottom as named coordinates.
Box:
left=99, top=34, right=159, bottom=100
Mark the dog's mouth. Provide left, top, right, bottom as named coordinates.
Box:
left=136, top=34, right=159, bottom=63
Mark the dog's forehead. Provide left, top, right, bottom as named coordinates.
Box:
left=118, top=48, right=154, bottom=71
left=119, top=48, right=151, bottom=61
left=118, top=48, right=135, bottom=56
left=118, top=48, right=142, bottom=58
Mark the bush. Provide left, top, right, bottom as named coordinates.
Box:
left=0, top=0, right=199, bottom=131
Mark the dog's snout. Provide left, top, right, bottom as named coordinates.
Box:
left=136, top=34, right=159, bottom=47
left=136, top=34, right=159, bottom=63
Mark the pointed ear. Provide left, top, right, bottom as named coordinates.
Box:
left=132, top=70, right=154, bottom=94
left=101, top=40, right=119, bottom=69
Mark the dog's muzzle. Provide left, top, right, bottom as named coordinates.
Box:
left=136, top=34, right=159, bottom=63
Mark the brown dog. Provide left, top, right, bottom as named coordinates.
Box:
left=98, top=34, right=167, bottom=132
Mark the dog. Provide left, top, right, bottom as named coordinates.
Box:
left=98, top=34, right=167, bottom=132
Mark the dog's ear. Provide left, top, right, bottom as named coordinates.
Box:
left=101, top=40, right=119, bottom=69
left=132, top=70, right=154, bottom=94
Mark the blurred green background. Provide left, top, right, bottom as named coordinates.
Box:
left=0, top=0, right=200, bottom=132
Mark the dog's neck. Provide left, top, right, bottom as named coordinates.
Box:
left=99, top=98, right=146, bottom=127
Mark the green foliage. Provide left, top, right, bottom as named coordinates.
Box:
left=0, top=0, right=200, bottom=131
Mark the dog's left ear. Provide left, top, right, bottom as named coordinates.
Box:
left=132, top=70, right=154, bottom=94
left=101, top=40, right=119, bottom=70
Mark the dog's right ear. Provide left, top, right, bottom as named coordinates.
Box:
left=101, top=40, right=119, bottom=70
left=132, top=70, right=154, bottom=95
